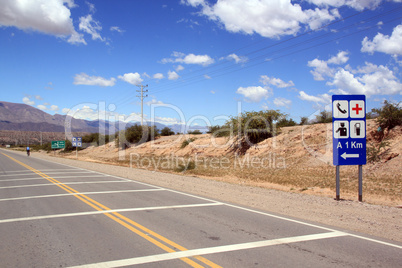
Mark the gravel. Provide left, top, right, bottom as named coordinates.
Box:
left=34, top=152, right=402, bottom=243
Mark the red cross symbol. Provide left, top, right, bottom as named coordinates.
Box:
left=352, top=103, right=362, bottom=114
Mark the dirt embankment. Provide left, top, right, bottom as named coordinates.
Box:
left=49, top=120, right=401, bottom=207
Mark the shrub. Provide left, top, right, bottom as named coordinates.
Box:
left=229, top=110, right=283, bottom=144
left=161, top=127, right=175, bottom=136
left=277, top=117, right=297, bottom=127
left=188, top=130, right=202, bottom=135
left=208, top=125, right=231, bottom=137
left=82, top=133, right=114, bottom=146
left=371, top=100, right=401, bottom=131
left=62, top=140, right=74, bottom=153
left=181, top=138, right=195, bottom=148
left=300, top=116, right=309, bottom=125
left=115, top=124, right=159, bottom=149
left=367, top=140, right=390, bottom=163
left=226, top=110, right=284, bottom=155
left=315, top=111, right=332, bottom=124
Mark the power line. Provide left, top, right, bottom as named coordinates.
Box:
left=112, top=4, right=401, bottom=108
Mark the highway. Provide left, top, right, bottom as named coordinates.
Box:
left=0, top=149, right=401, bottom=267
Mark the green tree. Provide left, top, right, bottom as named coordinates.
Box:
left=315, top=111, right=332, bottom=123
left=188, top=130, right=202, bottom=135
left=227, top=110, right=284, bottom=154
left=372, top=100, right=401, bottom=131
left=300, top=116, right=309, bottom=125
left=160, top=127, right=175, bottom=136
left=207, top=125, right=231, bottom=137
left=115, top=124, right=159, bottom=149
left=62, top=140, right=74, bottom=152
left=277, top=117, right=297, bottom=127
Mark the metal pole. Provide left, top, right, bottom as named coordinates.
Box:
left=136, top=85, right=148, bottom=126
left=358, top=165, right=363, bottom=202
left=336, top=165, right=340, bottom=201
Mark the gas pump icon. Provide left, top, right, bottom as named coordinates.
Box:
left=354, top=123, right=361, bottom=136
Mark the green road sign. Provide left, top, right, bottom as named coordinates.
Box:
left=51, top=140, right=65, bottom=149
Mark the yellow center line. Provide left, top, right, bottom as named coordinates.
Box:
left=2, top=153, right=222, bottom=268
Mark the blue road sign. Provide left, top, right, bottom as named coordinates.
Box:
left=332, top=95, right=366, bottom=166
left=72, top=137, right=82, bottom=147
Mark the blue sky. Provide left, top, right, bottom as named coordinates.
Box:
left=0, top=0, right=401, bottom=128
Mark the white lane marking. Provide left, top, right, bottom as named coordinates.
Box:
left=347, top=233, right=402, bottom=249
left=68, top=232, right=348, bottom=268
left=0, top=203, right=223, bottom=224
left=0, top=188, right=165, bottom=202
left=0, top=175, right=107, bottom=183
left=0, top=169, right=79, bottom=175
left=0, top=180, right=130, bottom=190
left=223, top=204, right=402, bottom=249
left=0, top=170, right=92, bottom=177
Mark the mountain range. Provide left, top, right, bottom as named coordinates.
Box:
left=0, top=101, right=207, bottom=134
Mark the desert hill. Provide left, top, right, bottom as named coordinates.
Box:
left=54, top=119, right=401, bottom=206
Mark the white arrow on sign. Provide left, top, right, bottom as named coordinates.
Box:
left=341, top=152, right=359, bottom=160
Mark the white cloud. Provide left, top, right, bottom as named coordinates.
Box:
left=299, top=91, right=331, bottom=104
left=86, top=1, right=96, bottom=13
left=260, top=75, right=294, bottom=88
left=146, top=99, right=164, bottom=106
left=236, top=86, right=272, bottom=102
left=327, top=51, right=349, bottom=65
left=37, top=105, right=47, bottom=111
left=308, top=51, right=349, bottom=80
left=67, top=30, right=86, bottom=45
left=181, top=0, right=206, bottom=7
left=118, top=72, right=143, bottom=85
left=308, top=59, right=332, bottom=81
left=162, top=52, right=214, bottom=66
left=0, top=0, right=86, bottom=45
left=168, top=70, right=179, bottom=80
left=34, top=95, right=43, bottom=100
left=328, top=63, right=402, bottom=96
left=66, top=105, right=99, bottom=120
left=50, top=105, right=59, bottom=111
left=36, top=103, right=59, bottom=111
left=274, top=97, right=292, bottom=108
left=175, top=65, right=185, bottom=72
left=110, top=26, right=125, bottom=33
left=62, top=108, right=70, bottom=114
left=361, top=24, right=402, bottom=55
left=22, top=97, right=35, bottom=106
left=74, top=73, right=116, bottom=87
left=224, top=53, right=248, bottom=64
left=79, top=14, right=104, bottom=41
left=306, top=0, right=382, bottom=11
left=182, top=0, right=340, bottom=38
left=153, top=73, right=164, bottom=80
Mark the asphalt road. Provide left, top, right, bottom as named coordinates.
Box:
left=0, top=149, right=401, bottom=267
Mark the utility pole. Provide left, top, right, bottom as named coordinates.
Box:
left=136, top=84, right=148, bottom=126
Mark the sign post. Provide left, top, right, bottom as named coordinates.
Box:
left=72, top=137, right=82, bottom=159
left=332, top=95, right=366, bottom=201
